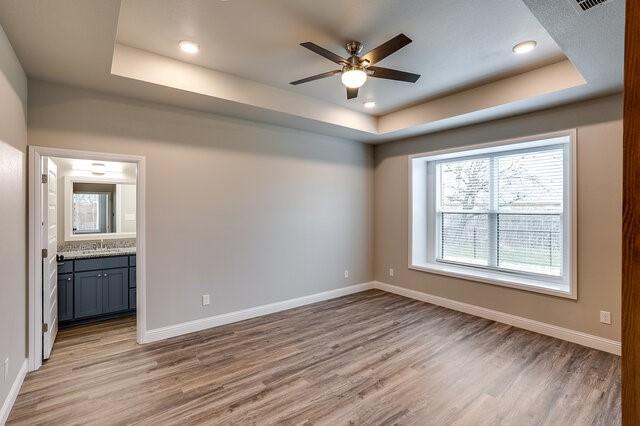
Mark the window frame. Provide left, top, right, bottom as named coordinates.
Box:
left=408, top=130, right=577, bottom=299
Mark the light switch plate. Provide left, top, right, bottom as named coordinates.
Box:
left=202, top=294, right=210, bottom=306
left=599, top=311, right=611, bottom=325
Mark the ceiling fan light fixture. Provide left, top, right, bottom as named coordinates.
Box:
left=341, top=68, right=367, bottom=89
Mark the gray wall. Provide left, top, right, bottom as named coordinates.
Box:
left=0, top=24, right=27, bottom=409
left=27, top=80, right=374, bottom=330
left=374, top=94, right=622, bottom=341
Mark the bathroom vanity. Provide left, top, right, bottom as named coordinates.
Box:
left=57, top=251, right=136, bottom=326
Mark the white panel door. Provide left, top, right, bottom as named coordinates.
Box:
left=42, top=157, right=58, bottom=359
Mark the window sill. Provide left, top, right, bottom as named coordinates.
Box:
left=409, top=262, right=575, bottom=299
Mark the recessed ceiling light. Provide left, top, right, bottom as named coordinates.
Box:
left=364, top=101, right=376, bottom=109
left=179, top=40, right=199, bottom=54
left=512, top=40, right=537, bottom=55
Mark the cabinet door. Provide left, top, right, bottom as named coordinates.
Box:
left=102, top=268, right=129, bottom=313
left=57, top=274, right=74, bottom=322
left=74, top=271, right=103, bottom=319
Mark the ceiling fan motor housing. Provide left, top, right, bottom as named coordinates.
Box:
left=345, top=41, right=363, bottom=56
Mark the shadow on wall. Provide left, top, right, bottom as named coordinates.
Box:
left=0, top=74, right=26, bottom=147
left=26, top=80, right=373, bottom=168
left=374, top=94, right=624, bottom=164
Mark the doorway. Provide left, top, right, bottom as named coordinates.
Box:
left=28, top=146, right=146, bottom=371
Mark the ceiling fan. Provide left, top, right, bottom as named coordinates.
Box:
left=290, top=33, right=421, bottom=100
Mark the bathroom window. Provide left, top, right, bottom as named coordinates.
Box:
left=72, top=192, right=110, bottom=234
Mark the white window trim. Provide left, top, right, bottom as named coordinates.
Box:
left=408, top=130, right=577, bottom=299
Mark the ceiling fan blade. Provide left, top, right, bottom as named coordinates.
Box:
left=300, top=42, right=348, bottom=65
left=368, top=66, right=421, bottom=83
left=290, top=70, right=342, bottom=85
left=347, top=87, right=359, bottom=99
left=361, top=34, right=412, bottom=65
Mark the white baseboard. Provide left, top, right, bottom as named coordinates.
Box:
left=141, top=280, right=620, bottom=356
left=0, top=359, right=27, bottom=425
left=373, top=281, right=621, bottom=355
left=142, top=282, right=375, bottom=343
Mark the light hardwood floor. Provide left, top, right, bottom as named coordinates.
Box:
left=8, top=290, right=620, bottom=425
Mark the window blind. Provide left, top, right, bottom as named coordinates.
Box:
left=436, top=145, right=565, bottom=277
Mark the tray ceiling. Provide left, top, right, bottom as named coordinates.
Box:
left=116, top=0, right=566, bottom=115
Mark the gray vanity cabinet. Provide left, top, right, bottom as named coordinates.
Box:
left=60, top=255, right=136, bottom=325
left=102, top=268, right=129, bottom=313
left=57, top=274, right=74, bottom=322
left=74, top=270, right=103, bottom=319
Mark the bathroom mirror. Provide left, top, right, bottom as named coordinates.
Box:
left=64, top=177, right=136, bottom=240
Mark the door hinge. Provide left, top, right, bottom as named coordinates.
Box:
left=42, top=323, right=49, bottom=333
left=42, top=248, right=48, bottom=258
left=41, top=174, right=48, bottom=184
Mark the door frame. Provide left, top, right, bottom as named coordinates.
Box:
left=623, top=0, right=640, bottom=420
left=28, top=146, right=147, bottom=371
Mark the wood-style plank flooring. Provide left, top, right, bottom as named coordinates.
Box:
left=8, top=290, right=620, bottom=425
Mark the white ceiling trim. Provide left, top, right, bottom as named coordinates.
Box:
left=112, top=44, right=378, bottom=134
left=113, top=45, right=586, bottom=139
left=378, top=60, right=586, bottom=134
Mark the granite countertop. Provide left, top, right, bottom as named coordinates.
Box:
left=58, top=247, right=137, bottom=260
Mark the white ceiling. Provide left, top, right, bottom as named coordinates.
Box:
left=116, top=0, right=565, bottom=115
left=0, top=0, right=625, bottom=143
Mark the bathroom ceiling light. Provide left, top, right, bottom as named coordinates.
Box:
left=91, top=163, right=106, bottom=175
left=179, top=40, right=200, bottom=54
left=364, top=101, right=376, bottom=109
left=512, top=40, right=537, bottom=55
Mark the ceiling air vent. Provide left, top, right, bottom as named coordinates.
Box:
left=572, top=0, right=609, bottom=12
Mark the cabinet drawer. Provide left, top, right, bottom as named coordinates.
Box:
left=129, top=267, right=136, bottom=288
left=58, top=260, right=73, bottom=274
left=129, top=288, right=136, bottom=310
left=74, top=256, right=129, bottom=272
left=129, top=255, right=136, bottom=267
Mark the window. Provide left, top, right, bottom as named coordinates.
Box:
left=72, top=192, right=110, bottom=234
left=410, top=131, right=576, bottom=298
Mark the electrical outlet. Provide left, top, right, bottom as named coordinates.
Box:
left=389, top=268, right=394, bottom=277
left=600, top=311, right=611, bottom=325
left=344, top=270, right=349, bottom=279
left=202, top=294, right=210, bottom=306
left=3, top=358, right=8, bottom=382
